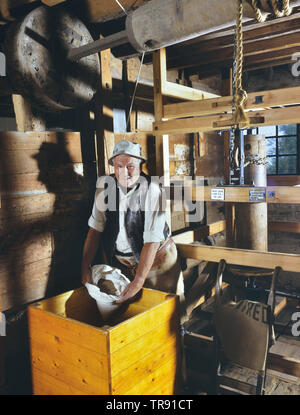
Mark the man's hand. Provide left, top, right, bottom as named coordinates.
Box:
left=115, top=275, right=145, bottom=304
left=81, top=266, right=93, bottom=285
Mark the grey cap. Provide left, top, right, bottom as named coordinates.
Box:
left=108, top=140, right=146, bottom=165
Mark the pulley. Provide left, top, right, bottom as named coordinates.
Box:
left=4, top=5, right=100, bottom=112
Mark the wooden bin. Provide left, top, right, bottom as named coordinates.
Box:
left=27, top=287, right=181, bottom=395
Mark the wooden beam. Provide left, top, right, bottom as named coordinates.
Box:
left=269, top=222, right=300, bottom=233
left=167, top=12, right=300, bottom=57
left=153, top=105, right=300, bottom=134
left=186, top=185, right=300, bottom=205
left=164, top=85, right=300, bottom=119
left=94, top=48, right=114, bottom=176
left=167, top=29, right=300, bottom=71
left=162, top=81, right=219, bottom=101
left=153, top=48, right=171, bottom=228
left=152, top=48, right=219, bottom=104
left=176, top=244, right=300, bottom=273
left=268, top=175, right=300, bottom=186
left=12, top=95, right=46, bottom=132
left=268, top=353, right=300, bottom=378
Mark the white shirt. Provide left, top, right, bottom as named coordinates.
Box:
left=88, top=176, right=168, bottom=253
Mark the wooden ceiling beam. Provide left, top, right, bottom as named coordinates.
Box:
left=164, top=85, right=300, bottom=119
left=153, top=105, right=300, bottom=135
left=184, top=45, right=300, bottom=78
left=167, top=13, right=300, bottom=57
left=167, top=30, right=300, bottom=71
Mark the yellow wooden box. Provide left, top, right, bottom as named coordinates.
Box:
left=27, top=287, right=181, bottom=395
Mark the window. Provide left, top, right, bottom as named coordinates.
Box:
left=251, top=124, right=299, bottom=175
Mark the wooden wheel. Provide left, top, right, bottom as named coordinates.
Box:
left=4, top=5, right=100, bottom=112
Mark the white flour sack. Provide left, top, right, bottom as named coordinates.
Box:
left=85, top=265, right=130, bottom=320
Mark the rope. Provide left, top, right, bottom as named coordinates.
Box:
left=113, top=0, right=129, bottom=15
left=250, top=0, right=292, bottom=22
left=251, top=0, right=267, bottom=22
left=232, top=0, right=250, bottom=130
left=124, top=51, right=145, bottom=136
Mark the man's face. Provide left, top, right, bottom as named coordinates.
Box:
left=113, top=154, right=141, bottom=188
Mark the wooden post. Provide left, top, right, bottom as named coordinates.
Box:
left=152, top=48, right=171, bottom=228
left=12, top=95, right=46, bottom=132
left=94, top=48, right=114, bottom=176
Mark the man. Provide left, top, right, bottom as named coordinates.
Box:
left=81, top=140, right=186, bottom=319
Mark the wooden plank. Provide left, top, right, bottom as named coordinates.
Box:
left=267, top=186, right=300, bottom=204
left=188, top=185, right=300, bottom=205
left=0, top=131, right=81, bottom=151
left=31, top=345, right=110, bottom=394
left=28, top=306, right=109, bottom=355
left=0, top=147, right=83, bottom=176
left=0, top=257, right=52, bottom=311
left=268, top=353, right=300, bottom=378
left=268, top=175, right=300, bottom=186
left=108, top=294, right=179, bottom=353
left=29, top=327, right=109, bottom=379
left=0, top=194, right=55, bottom=219
left=0, top=231, right=52, bottom=268
left=32, top=367, right=86, bottom=395
left=164, top=85, right=300, bottom=119
left=12, top=95, right=46, bottom=132
left=153, top=48, right=171, bottom=228
left=110, top=319, right=178, bottom=377
left=153, top=105, right=300, bottom=135
left=95, top=46, right=114, bottom=176
left=167, top=29, right=300, bottom=71
left=177, top=243, right=300, bottom=273
left=0, top=165, right=91, bottom=196
left=269, top=222, right=300, bottom=233
left=111, top=337, right=178, bottom=394
left=173, top=12, right=300, bottom=53
left=163, top=80, right=219, bottom=101
left=124, top=356, right=178, bottom=395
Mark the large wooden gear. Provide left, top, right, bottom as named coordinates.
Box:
left=4, top=5, right=101, bottom=112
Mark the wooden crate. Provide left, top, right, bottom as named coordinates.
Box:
left=27, top=287, right=181, bottom=395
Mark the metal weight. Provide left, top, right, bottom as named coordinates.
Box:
left=4, top=5, right=101, bottom=112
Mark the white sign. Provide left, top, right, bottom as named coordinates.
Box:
left=211, top=188, right=225, bottom=201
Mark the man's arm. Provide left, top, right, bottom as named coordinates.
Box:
left=115, top=241, right=160, bottom=303
left=81, top=228, right=101, bottom=284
